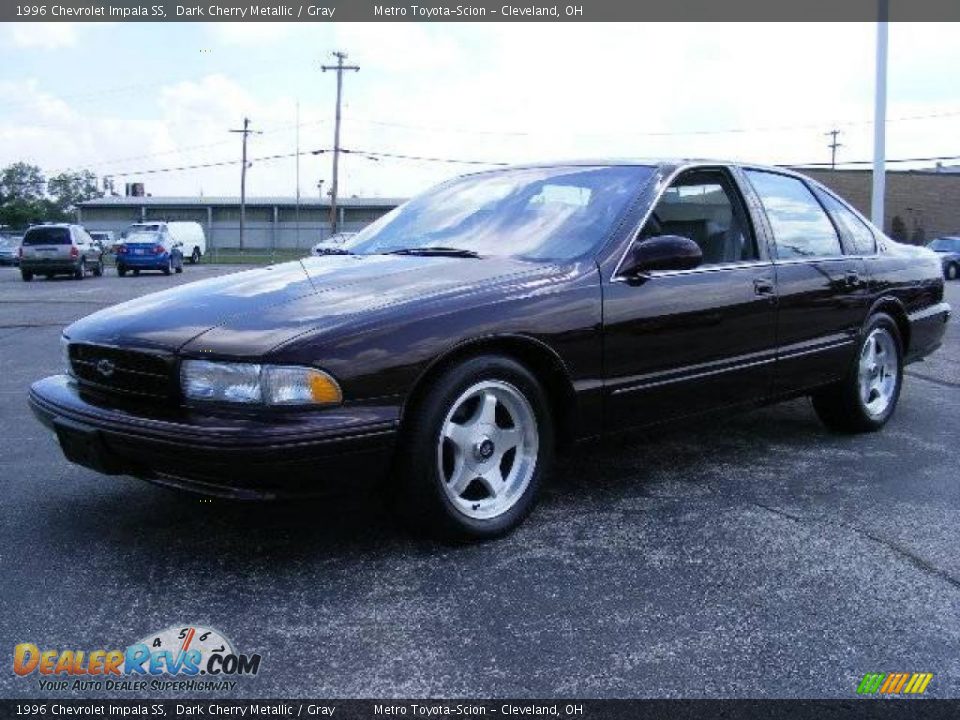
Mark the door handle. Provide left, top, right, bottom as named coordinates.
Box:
left=753, top=278, right=775, bottom=296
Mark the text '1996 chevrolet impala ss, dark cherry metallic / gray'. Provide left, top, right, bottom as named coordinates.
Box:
left=29, top=161, right=951, bottom=540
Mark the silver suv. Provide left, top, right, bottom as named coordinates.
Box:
left=19, top=224, right=105, bottom=282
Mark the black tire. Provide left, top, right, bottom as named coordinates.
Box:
left=133, top=269, right=140, bottom=277
left=812, top=313, right=903, bottom=433
left=947, top=263, right=959, bottom=281
left=92, top=259, right=103, bottom=277
left=20, top=270, right=33, bottom=282
left=190, top=247, right=201, bottom=264
left=162, top=257, right=173, bottom=276
left=175, top=255, right=184, bottom=274
left=394, top=354, right=554, bottom=542
left=74, top=259, right=85, bottom=280
left=117, top=265, right=127, bottom=277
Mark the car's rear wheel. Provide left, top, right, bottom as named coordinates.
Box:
left=162, top=257, right=173, bottom=276
left=20, top=270, right=33, bottom=282
left=812, top=313, right=903, bottom=433
left=395, top=355, right=553, bottom=541
left=117, top=265, right=127, bottom=277
left=133, top=269, right=140, bottom=277
left=947, top=263, right=959, bottom=281
left=92, top=259, right=103, bottom=277
left=74, top=259, right=86, bottom=280
left=190, top=247, right=201, bottom=264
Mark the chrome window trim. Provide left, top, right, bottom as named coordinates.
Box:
left=611, top=259, right=771, bottom=283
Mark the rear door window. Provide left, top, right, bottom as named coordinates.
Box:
left=22, top=227, right=71, bottom=246
left=813, top=189, right=877, bottom=255
left=744, top=170, right=842, bottom=260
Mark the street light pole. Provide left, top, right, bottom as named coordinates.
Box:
left=871, top=2, right=889, bottom=230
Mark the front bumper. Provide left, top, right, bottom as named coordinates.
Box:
left=29, top=375, right=399, bottom=499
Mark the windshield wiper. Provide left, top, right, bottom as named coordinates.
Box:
left=385, top=247, right=481, bottom=258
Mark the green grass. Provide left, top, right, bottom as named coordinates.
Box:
left=202, top=248, right=309, bottom=265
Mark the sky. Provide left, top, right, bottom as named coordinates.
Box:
left=1, top=22, right=959, bottom=200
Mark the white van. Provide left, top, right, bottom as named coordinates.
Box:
left=123, top=222, right=206, bottom=264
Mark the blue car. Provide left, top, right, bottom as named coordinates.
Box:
left=927, top=237, right=960, bottom=281
left=116, top=228, right=184, bottom=277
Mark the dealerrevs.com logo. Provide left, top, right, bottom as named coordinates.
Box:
left=13, top=625, right=262, bottom=692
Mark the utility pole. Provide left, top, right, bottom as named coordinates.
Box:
left=871, top=1, right=889, bottom=229
left=229, top=117, right=261, bottom=251
left=825, top=129, right=843, bottom=169
left=321, top=51, right=359, bottom=236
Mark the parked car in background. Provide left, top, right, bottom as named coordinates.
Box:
left=311, top=232, right=356, bottom=256
left=116, top=226, right=184, bottom=277
left=0, top=235, right=20, bottom=266
left=124, top=222, right=206, bottom=264
left=19, top=224, right=104, bottom=281
left=927, top=236, right=960, bottom=280
left=29, top=161, right=950, bottom=540
left=88, top=231, right=116, bottom=253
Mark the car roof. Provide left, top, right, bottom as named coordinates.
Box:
left=462, top=158, right=800, bottom=177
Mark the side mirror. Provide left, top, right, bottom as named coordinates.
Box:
left=622, top=235, right=703, bottom=276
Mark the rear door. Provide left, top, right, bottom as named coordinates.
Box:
left=741, top=169, right=872, bottom=394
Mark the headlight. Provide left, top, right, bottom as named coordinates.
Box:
left=180, top=360, right=342, bottom=406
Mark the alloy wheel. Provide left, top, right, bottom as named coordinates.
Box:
left=436, top=380, right=539, bottom=520
left=858, top=327, right=899, bottom=417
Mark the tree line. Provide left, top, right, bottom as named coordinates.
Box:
left=0, top=163, right=100, bottom=230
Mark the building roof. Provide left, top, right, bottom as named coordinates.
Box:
left=79, top=196, right=406, bottom=208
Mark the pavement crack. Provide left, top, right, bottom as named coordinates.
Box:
left=749, top=499, right=960, bottom=591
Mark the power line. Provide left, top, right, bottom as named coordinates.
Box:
left=343, top=148, right=509, bottom=166
left=344, top=108, right=960, bottom=139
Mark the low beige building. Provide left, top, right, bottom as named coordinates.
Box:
left=799, top=168, right=960, bottom=243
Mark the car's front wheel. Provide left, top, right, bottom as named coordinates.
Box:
left=395, top=355, right=553, bottom=541
left=812, top=313, right=903, bottom=433
left=190, top=247, right=201, bottom=264
left=947, top=262, right=959, bottom=281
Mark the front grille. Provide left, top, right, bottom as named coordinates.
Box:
left=69, top=343, right=175, bottom=400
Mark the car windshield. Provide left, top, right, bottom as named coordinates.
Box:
left=22, top=227, right=70, bottom=245
left=345, top=165, right=655, bottom=261
left=928, top=238, right=959, bottom=251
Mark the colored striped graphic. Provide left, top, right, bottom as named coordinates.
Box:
left=857, top=672, right=933, bottom=694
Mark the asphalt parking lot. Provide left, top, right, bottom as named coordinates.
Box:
left=0, top=265, right=957, bottom=700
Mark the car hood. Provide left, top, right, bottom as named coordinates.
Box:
left=65, top=255, right=550, bottom=357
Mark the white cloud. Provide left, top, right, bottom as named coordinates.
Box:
left=8, top=23, right=79, bottom=49
left=2, top=23, right=959, bottom=198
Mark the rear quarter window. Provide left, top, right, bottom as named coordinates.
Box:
left=22, top=227, right=71, bottom=245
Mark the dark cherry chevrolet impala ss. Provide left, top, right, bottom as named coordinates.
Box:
left=30, top=161, right=951, bottom=540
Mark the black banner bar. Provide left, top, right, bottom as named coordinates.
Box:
left=3, top=0, right=960, bottom=23
left=3, top=700, right=960, bottom=720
